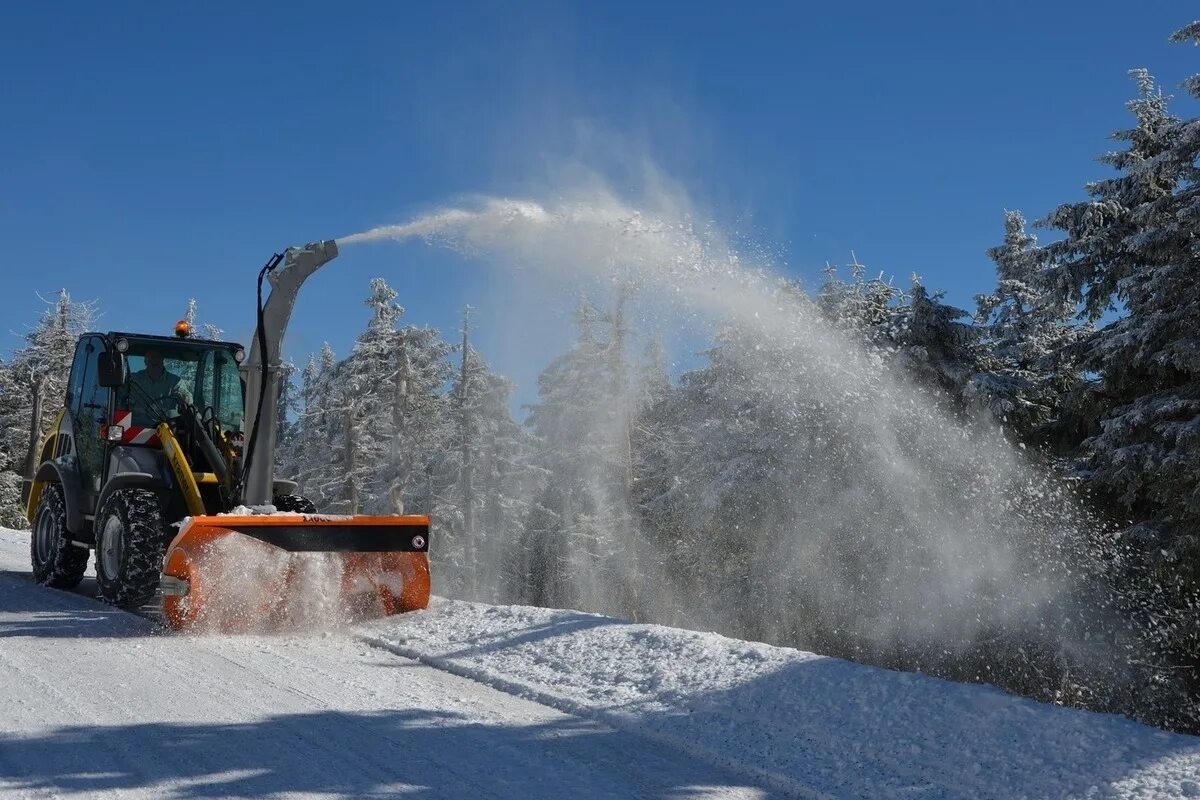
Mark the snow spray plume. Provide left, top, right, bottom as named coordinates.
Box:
left=338, top=190, right=1140, bottom=709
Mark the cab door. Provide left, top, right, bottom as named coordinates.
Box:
left=69, top=335, right=109, bottom=501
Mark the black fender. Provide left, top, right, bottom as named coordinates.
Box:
left=32, top=460, right=85, bottom=535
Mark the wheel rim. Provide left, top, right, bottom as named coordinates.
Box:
left=33, top=507, right=56, bottom=565
left=99, top=514, right=125, bottom=579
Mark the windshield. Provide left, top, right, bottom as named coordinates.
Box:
left=117, top=341, right=244, bottom=433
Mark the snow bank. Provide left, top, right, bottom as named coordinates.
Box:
left=366, top=600, right=1200, bottom=800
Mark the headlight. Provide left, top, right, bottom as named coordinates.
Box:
left=233, top=348, right=245, bottom=363
left=115, top=338, right=129, bottom=353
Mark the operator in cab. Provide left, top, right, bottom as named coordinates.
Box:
left=127, top=348, right=192, bottom=425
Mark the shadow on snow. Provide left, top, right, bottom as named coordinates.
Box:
left=0, top=570, right=156, bottom=639
left=0, top=708, right=772, bottom=799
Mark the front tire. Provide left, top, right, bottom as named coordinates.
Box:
left=94, top=489, right=169, bottom=608
left=30, top=483, right=88, bottom=588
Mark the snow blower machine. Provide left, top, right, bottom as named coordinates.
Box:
left=22, top=241, right=431, bottom=630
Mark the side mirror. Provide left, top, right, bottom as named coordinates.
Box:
left=98, top=351, right=127, bottom=388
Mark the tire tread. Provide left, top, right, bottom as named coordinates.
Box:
left=30, top=484, right=88, bottom=589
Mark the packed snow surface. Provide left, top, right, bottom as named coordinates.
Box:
left=366, top=601, right=1200, bottom=799
left=1, top=528, right=1197, bottom=799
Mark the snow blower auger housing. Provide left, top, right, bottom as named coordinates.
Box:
left=22, top=240, right=432, bottom=630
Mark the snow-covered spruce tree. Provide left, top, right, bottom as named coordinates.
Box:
left=316, top=278, right=454, bottom=517
left=1040, top=53, right=1200, bottom=730
left=819, top=262, right=986, bottom=408
left=181, top=298, right=224, bottom=341
left=632, top=294, right=1124, bottom=711
left=435, top=308, right=537, bottom=602
left=0, top=358, right=29, bottom=528
left=888, top=278, right=987, bottom=404
left=0, top=471, right=24, bottom=529
left=970, top=211, right=1086, bottom=445
left=287, top=343, right=346, bottom=510
left=1, top=290, right=95, bottom=484
left=518, top=296, right=640, bottom=617
left=816, top=257, right=908, bottom=347
left=626, top=337, right=691, bottom=625
left=339, top=280, right=405, bottom=512
left=172, top=299, right=226, bottom=393
left=391, top=325, right=454, bottom=511
left=636, top=338, right=671, bottom=411
left=273, top=361, right=299, bottom=477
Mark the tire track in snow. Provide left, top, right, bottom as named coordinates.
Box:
left=0, top=618, right=170, bottom=799
left=168, top=638, right=421, bottom=794
left=358, top=633, right=831, bottom=800
left=0, top=648, right=127, bottom=800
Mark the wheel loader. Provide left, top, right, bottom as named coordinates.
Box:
left=22, top=241, right=431, bottom=630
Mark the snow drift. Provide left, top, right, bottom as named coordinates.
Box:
left=368, top=599, right=1200, bottom=800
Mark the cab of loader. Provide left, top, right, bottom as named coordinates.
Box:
left=30, top=330, right=246, bottom=520
left=24, top=327, right=283, bottom=606
left=111, top=335, right=245, bottom=435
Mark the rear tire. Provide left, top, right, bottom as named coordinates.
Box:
left=273, top=494, right=318, bottom=514
left=94, top=489, right=169, bottom=608
left=30, top=484, right=88, bottom=588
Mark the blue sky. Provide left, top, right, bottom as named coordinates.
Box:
left=3, top=2, right=1196, bottom=407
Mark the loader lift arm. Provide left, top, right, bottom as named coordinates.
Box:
left=240, top=240, right=339, bottom=506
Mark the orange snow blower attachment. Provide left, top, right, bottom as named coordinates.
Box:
left=160, top=514, right=431, bottom=632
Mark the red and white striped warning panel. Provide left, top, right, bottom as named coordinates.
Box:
left=113, top=410, right=162, bottom=446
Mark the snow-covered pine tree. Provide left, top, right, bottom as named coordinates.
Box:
left=436, top=308, right=537, bottom=601
left=175, top=299, right=215, bottom=390
left=518, top=296, right=639, bottom=616
left=629, top=321, right=835, bottom=641
left=636, top=338, right=671, bottom=412
left=0, top=471, right=24, bottom=529
left=288, top=343, right=345, bottom=509
left=888, top=277, right=985, bottom=404
left=391, top=325, right=454, bottom=512
left=819, top=261, right=984, bottom=408
left=0, top=358, right=29, bottom=528
left=337, top=279, right=408, bottom=513
left=181, top=298, right=223, bottom=340
left=274, top=361, right=299, bottom=477
left=1039, top=51, right=1200, bottom=730
left=317, top=278, right=456, bottom=516
left=2, top=290, right=95, bottom=483
left=816, top=256, right=907, bottom=346
left=969, top=211, right=1086, bottom=443
left=626, top=337, right=687, bottom=624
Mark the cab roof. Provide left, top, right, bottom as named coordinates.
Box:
left=93, top=331, right=245, bottom=351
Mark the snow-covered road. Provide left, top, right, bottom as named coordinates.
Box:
left=2, top=525, right=1198, bottom=799
left=0, top=528, right=765, bottom=799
